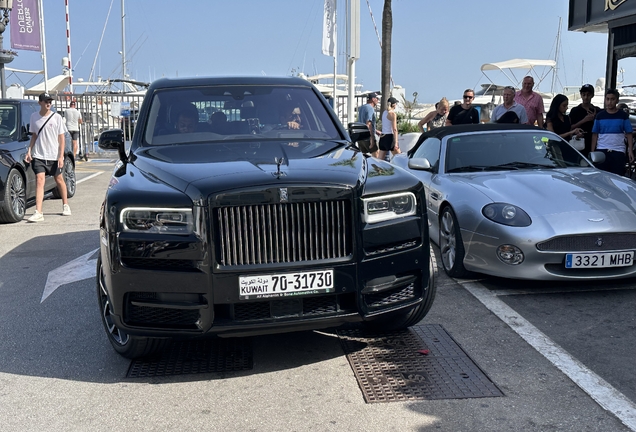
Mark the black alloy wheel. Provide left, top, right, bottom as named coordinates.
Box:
left=0, top=169, right=26, bottom=223
left=52, top=156, right=76, bottom=199
left=96, top=256, right=167, bottom=359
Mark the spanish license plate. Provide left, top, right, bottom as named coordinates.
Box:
left=565, top=252, right=634, bottom=268
left=239, top=269, right=334, bottom=300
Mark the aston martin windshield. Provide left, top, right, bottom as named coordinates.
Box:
left=445, top=131, right=591, bottom=172
left=142, top=85, right=342, bottom=145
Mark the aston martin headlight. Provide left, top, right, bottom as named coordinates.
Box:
left=363, top=192, right=417, bottom=223
left=120, top=207, right=193, bottom=234
left=482, top=203, right=531, bottom=227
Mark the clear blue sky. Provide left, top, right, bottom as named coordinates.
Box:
left=5, top=0, right=626, bottom=103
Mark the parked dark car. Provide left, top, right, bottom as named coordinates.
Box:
left=97, top=76, right=436, bottom=359
left=0, top=99, right=76, bottom=223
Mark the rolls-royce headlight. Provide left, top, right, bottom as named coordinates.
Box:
left=482, top=203, right=531, bottom=227
left=363, top=192, right=417, bottom=223
left=120, top=207, right=193, bottom=234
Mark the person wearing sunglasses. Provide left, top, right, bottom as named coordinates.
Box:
left=445, top=89, right=479, bottom=125
left=25, top=93, right=72, bottom=222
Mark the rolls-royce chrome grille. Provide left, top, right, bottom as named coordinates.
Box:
left=216, top=200, right=353, bottom=266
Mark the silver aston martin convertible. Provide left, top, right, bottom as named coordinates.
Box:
left=392, top=124, right=636, bottom=280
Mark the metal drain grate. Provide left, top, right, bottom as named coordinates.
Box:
left=338, top=324, right=504, bottom=403
left=127, top=337, right=253, bottom=378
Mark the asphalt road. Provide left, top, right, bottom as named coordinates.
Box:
left=0, top=156, right=634, bottom=432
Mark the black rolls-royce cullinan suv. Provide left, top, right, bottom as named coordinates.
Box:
left=97, top=76, right=436, bottom=359
left=0, top=99, right=76, bottom=223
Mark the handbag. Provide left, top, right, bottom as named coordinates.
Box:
left=569, top=135, right=585, bottom=151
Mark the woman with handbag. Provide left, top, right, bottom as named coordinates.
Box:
left=546, top=94, right=584, bottom=149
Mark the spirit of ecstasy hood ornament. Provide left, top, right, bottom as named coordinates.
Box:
left=273, top=157, right=286, bottom=179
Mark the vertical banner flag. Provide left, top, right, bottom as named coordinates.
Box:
left=10, top=0, right=42, bottom=51
left=322, top=0, right=336, bottom=57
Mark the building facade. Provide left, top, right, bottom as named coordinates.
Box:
left=570, top=0, right=636, bottom=88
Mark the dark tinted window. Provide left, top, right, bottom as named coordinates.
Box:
left=0, top=104, right=19, bottom=142
left=143, top=85, right=341, bottom=146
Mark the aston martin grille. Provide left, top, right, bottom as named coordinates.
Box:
left=536, top=233, right=636, bottom=252
left=216, top=200, right=353, bottom=266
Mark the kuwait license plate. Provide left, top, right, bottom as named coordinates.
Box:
left=239, top=269, right=334, bottom=300
left=565, top=251, right=634, bottom=268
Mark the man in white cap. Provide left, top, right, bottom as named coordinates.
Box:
left=24, top=93, right=71, bottom=222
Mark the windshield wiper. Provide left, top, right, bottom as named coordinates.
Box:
left=496, top=161, right=556, bottom=169
left=446, top=165, right=510, bottom=173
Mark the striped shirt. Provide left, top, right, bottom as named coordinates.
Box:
left=514, top=91, right=544, bottom=126
left=591, top=109, right=632, bottom=152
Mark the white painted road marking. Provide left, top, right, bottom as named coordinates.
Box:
left=77, top=172, right=104, bottom=184
left=461, top=281, right=636, bottom=431
left=41, top=248, right=99, bottom=303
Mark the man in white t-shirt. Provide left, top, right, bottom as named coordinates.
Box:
left=490, top=86, right=529, bottom=124
left=24, top=92, right=72, bottom=222
left=64, top=100, right=82, bottom=156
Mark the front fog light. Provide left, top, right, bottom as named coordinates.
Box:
left=497, top=245, right=524, bottom=265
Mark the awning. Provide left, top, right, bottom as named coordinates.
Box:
left=24, top=74, right=71, bottom=95
left=481, top=59, right=556, bottom=72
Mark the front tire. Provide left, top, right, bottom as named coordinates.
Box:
left=96, top=256, right=168, bottom=359
left=0, top=169, right=26, bottom=223
left=439, top=206, right=468, bottom=278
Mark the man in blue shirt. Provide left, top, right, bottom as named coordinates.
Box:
left=357, top=92, right=379, bottom=157
left=591, top=88, right=634, bottom=176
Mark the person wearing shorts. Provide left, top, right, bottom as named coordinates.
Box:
left=24, top=92, right=72, bottom=222
left=64, top=100, right=83, bottom=156
left=378, top=96, right=401, bottom=161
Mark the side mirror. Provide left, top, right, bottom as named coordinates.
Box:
left=98, top=128, right=126, bottom=162
left=21, top=125, right=31, bottom=141
left=408, top=157, right=432, bottom=171
left=588, top=151, right=605, bottom=165
left=347, top=122, right=371, bottom=143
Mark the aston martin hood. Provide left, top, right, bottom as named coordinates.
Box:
left=462, top=169, right=636, bottom=228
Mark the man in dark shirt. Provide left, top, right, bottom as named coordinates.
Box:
left=446, top=89, right=480, bottom=125
left=569, top=84, right=600, bottom=156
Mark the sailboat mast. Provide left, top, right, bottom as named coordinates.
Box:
left=121, top=0, right=126, bottom=80
left=551, top=16, right=562, bottom=94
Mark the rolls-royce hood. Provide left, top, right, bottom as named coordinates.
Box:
left=461, top=169, right=636, bottom=228
left=131, top=141, right=364, bottom=199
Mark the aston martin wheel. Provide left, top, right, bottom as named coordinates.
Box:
left=53, top=156, right=76, bottom=199
left=96, top=256, right=167, bottom=359
left=439, top=206, right=468, bottom=278
left=363, top=245, right=437, bottom=331
left=0, top=169, right=26, bottom=223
